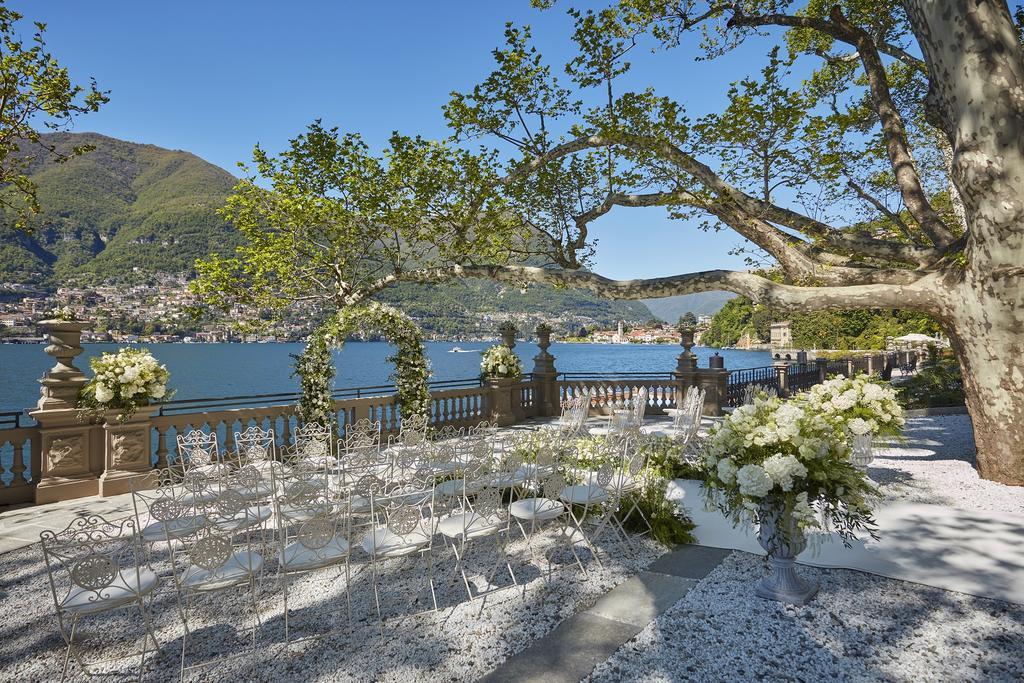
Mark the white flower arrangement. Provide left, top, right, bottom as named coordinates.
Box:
left=48, top=305, right=78, bottom=322
left=798, top=374, right=905, bottom=439
left=78, top=347, right=171, bottom=422
left=699, top=392, right=880, bottom=547
left=480, top=344, right=522, bottom=380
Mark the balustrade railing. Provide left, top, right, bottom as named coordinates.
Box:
left=0, top=413, right=40, bottom=504
left=148, top=378, right=491, bottom=467
left=556, top=372, right=678, bottom=415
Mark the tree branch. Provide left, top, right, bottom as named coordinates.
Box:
left=728, top=7, right=956, bottom=247
left=368, top=264, right=938, bottom=314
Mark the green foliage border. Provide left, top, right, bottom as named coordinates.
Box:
left=294, top=302, right=432, bottom=427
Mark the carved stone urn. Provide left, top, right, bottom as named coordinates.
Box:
left=99, top=405, right=158, bottom=496
left=755, top=499, right=819, bottom=605
left=36, top=319, right=90, bottom=410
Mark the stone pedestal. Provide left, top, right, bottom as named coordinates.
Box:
left=531, top=324, right=559, bottom=417
left=774, top=360, right=791, bottom=398
left=99, top=406, right=158, bottom=496
left=486, top=377, right=517, bottom=426
left=31, top=319, right=102, bottom=504
left=31, top=408, right=103, bottom=504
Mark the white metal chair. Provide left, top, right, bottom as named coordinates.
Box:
left=234, top=425, right=276, bottom=474
left=275, top=484, right=352, bottom=641
left=508, top=449, right=588, bottom=581
left=542, top=389, right=592, bottom=436
left=169, top=488, right=266, bottom=679
left=176, top=430, right=229, bottom=475
left=438, top=466, right=517, bottom=604
left=361, top=489, right=438, bottom=636
left=40, top=515, right=161, bottom=682
left=292, top=422, right=336, bottom=466
left=130, top=469, right=206, bottom=553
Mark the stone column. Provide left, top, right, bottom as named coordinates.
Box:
left=673, top=327, right=698, bottom=408
left=815, top=358, right=829, bottom=383
left=698, top=353, right=729, bottom=416
left=774, top=359, right=791, bottom=398
left=99, top=406, right=158, bottom=496
left=30, top=319, right=103, bottom=504
left=531, top=323, right=559, bottom=417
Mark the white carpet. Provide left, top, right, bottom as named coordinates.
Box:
left=670, top=478, right=1024, bottom=605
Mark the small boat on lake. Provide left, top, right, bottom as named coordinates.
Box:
left=449, top=346, right=475, bottom=353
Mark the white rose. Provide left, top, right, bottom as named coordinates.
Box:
left=94, top=384, right=113, bottom=403
left=498, top=364, right=508, bottom=375
left=150, top=384, right=166, bottom=399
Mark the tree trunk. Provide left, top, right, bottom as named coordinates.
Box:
left=945, top=274, right=1024, bottom=485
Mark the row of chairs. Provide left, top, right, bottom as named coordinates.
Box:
left=39, top=418, right=651, bottom=681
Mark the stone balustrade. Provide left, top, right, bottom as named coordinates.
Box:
left=0, top=317, right=919, bottom=506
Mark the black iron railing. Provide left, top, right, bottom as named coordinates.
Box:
left=0, top=411, right=33, bottom=429
left=157, top=376, right=485, bottom=416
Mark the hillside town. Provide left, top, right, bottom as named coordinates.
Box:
left=0, top=279, right=658, bottom=344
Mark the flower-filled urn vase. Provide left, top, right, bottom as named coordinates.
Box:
left=756, top=499, right=819, bottom=605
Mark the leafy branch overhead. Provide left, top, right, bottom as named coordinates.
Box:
left=0, top=1, right=108, bottom=230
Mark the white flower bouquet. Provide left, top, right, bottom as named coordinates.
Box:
left=78, top=347, right=172, bottom=422
left=48, top=305, right=79, bottom=322
left=700, top=393, right=879, bottom=548
left=798, top=374, right=905, bottom=439
left=480, top=344, right=522, bottom=380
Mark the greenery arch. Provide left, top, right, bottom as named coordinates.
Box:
left=294, top=302, right=432, bottom=427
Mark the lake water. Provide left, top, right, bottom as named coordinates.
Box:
left=0, top=342, right=772, bottom=413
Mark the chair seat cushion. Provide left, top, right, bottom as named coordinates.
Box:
left=509, top=497, right=564, bottom=521
left=189, top=462, right=231, bottom=477
left=438, top=512, right=504, bottom=540
left=582, top=471, right=637, bottom=492
left=211, top=505, right=272, bottom=532
left=559, top=484, right=609, bottom=506
left=141, top=515, right=206, bottom=542
left=361, top=525, right=431, bottom=558
left=181, top=550, right=263, bottom=591
left=280, top=536, right=350, bottom=572
left=235, top=483, right=274, bottom=502
left=61, top=568, right=159, bottom=615
left=275, top=503, right=318, bottom=525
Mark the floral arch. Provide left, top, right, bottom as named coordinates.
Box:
left=294, top=302, right=432, bottom=427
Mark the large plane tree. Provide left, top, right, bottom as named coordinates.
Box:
left=429, top=0, right=1023, bottom=485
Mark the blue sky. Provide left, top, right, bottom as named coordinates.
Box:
left=17, top=0, right=780, bottom=280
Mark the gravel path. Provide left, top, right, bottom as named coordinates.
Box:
left=0, top=531, right=661, bottom=681
left=587, top=552, right=1024, bottom=683
left=871, top=415, right=1024, bottom=514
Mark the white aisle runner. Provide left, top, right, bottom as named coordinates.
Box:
left=670, top=478, right=1024, bottom=605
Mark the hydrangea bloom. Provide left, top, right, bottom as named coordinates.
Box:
left=79, top=347, right=171, bottom=422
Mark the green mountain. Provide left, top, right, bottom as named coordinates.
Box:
left=0, top=133, right=650, bottom=329
left=0, top=132, right=240, bottom=285
left=643, top=291, right=736, bottom=322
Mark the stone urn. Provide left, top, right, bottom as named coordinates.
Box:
left=755, top=499, right=819, bottom=605
left=36, top=319, right=91, bottom=410
left=99, top=405, right=158, bottom=496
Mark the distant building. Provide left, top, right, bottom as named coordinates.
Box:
left=770, top=321, right=793, bottom=349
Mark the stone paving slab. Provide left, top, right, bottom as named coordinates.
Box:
left=481, top=544, right=729, bottom=682
left=586, top=571, right=697, bottom=628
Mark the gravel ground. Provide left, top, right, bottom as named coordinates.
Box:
left=587, top=551, right=1024, bottom=683
left=871, top=415, right=1024, bottom=514
left=0, top=528, right=661, bottom=681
